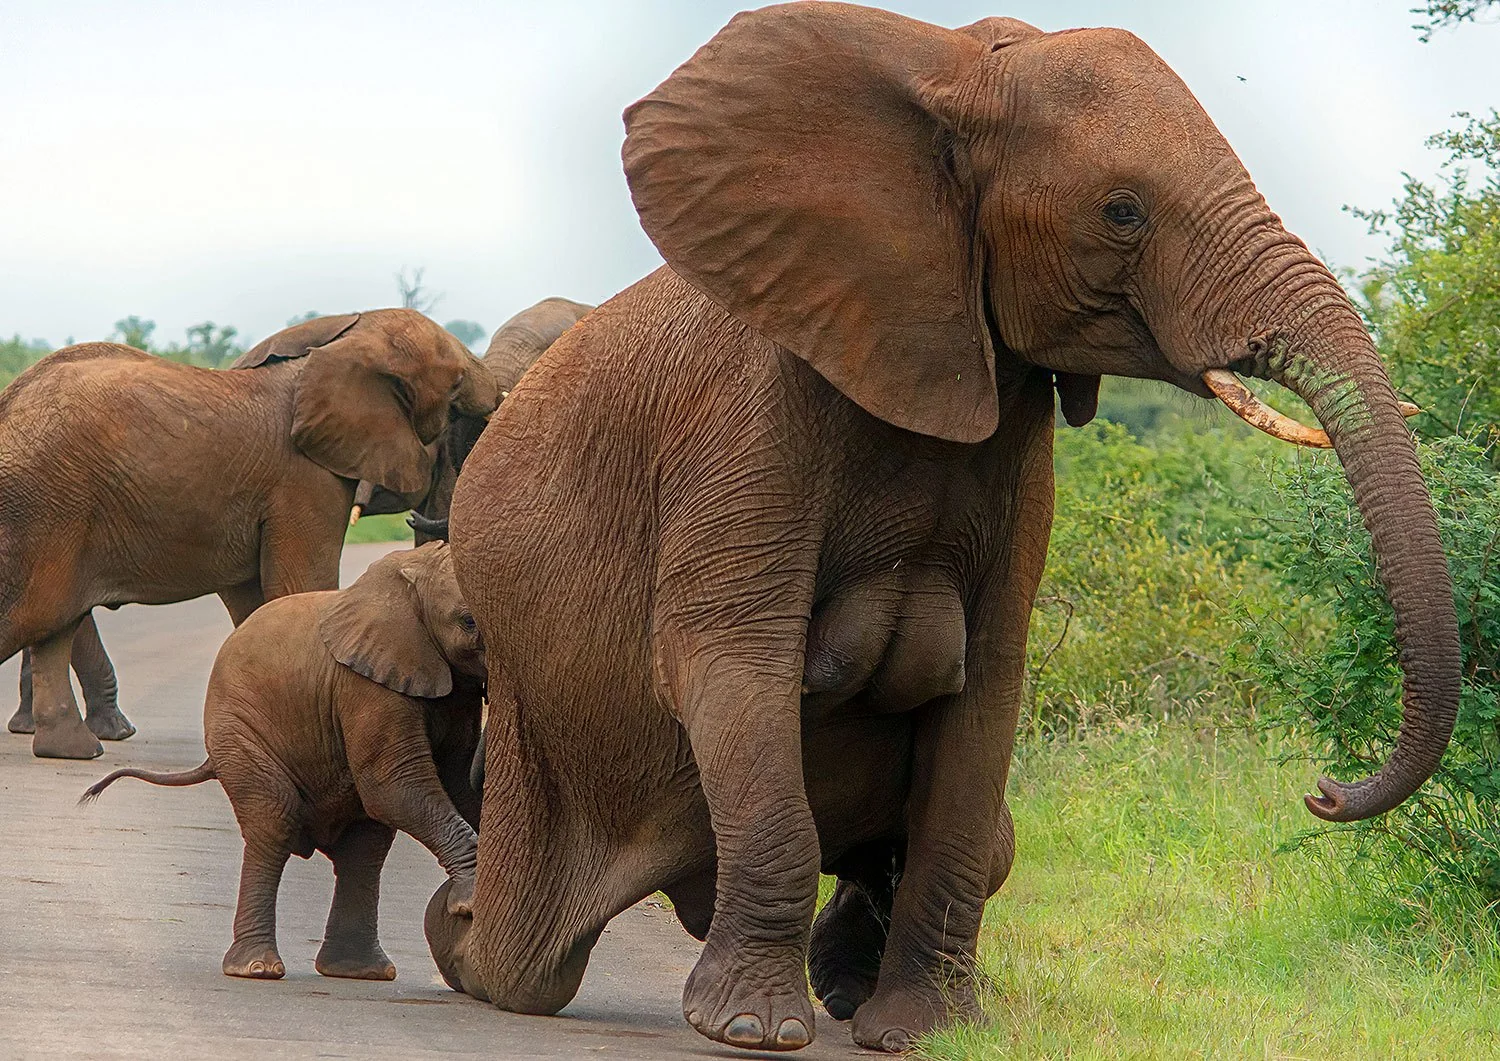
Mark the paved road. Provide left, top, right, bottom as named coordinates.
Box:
left=0, top=543, right=876, bottom=1060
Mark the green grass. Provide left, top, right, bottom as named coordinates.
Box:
left=920, top=721, right=1500, bottom=1059
left=344, top=512, right=412, bottom=544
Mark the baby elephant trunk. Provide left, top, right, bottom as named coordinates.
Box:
left=78, top=760, right=217, bottom=805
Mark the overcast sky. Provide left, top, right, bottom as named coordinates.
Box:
left=2, top=0, right=1497, bottom=348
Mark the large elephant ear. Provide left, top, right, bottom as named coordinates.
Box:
left=319, top=550, right=452, bottom=698
left=230, top=314, right=361, bottom=369
left=290, top=314, right=460, bottom=496
left=623, top=4, right=996, bottom=443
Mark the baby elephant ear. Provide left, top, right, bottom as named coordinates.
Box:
left=230, top=314, right=361, bottom=369
left=318, top=551, right=453, bottom=699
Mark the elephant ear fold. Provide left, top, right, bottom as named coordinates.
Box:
left=290, top=315, right=457, bottom=496
left=319, top=551, right=453, bottom=699
left=623, top=5, right=997, bottom=443
left=230, top=314, right=361, bottom=369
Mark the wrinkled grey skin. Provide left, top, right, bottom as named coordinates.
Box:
left=359, top=298, right=595, bottom=544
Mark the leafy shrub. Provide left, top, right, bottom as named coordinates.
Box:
left=1235, top=435, right=1500, bottom=908
left=1026, top=421, right=1285, bottom=734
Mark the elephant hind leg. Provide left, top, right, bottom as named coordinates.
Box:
left=316, top=819, right=397, bottom=980
left=8, top=648, right=35, bottom=735
left=223, top=791, right=300, bottom=980
left=810, top=840, right=900, bottom=1022
left=29, top=619, right=103, bottom=760
left=72, top=614, right=133, bottom=741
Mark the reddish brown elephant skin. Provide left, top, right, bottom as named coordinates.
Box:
left=440, top=4, right=1458, bottom=1055
left=81, top=544, right=484, bottom=983
left=0, top=309, right=497, bottom=759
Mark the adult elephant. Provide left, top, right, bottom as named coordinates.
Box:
left=435, top=6, right=1458, bottom=1054
left=1, top=309, right=499, bottom=759
left=349, top=297, right=594, bottom=542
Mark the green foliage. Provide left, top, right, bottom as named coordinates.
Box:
left=0, top=334, right=51, bottom=387
left=1414, top=0, right=1500, bottom=40
left=1027, top=421, right=1285, bottom=733
left=919, top=722, right=1500, bottom=1059
left=344, top=513, right=413, bottom=545
left=1353, top=111, right=1500, bottom=441
left=1236, top=435, right=1500, bottom=910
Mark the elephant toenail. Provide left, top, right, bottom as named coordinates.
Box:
left=776, top=1017, right=810, bottom=1047
left=881, top=1028, right=913, bottom=1052
left=724, top=1014, right=765, bottom=1045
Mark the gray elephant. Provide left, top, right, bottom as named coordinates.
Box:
left=1, top=309, right=499, bottom=758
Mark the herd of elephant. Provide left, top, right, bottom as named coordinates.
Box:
left=0, top=5, right=1462, bottom=1054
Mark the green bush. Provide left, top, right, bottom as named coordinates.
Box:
left=1026, top=421, right=1285, bottom=734
left=1235, top=435, right=1500, bottom=909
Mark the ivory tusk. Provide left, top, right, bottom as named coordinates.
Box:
left=348, top=505, right=362, bottom=527
left=1203, top=369, right=1331, bottom=448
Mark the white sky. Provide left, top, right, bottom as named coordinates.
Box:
left=2, top=1, right=1497, bottom=347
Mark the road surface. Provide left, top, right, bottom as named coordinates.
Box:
left=0, top=542, right=876, bottom=1059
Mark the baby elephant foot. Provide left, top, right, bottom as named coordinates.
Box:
left=445, top=872, right=475, bottom=917
left=682, top=938, right=815, bottom=1052
left=223, top=941, right=286, bottom=980
left=852, top=982, right=975, bottom=1053
left=31, top=715, right=103, bottom=760
left=85, top=706, right=136, bottom=742
left=7, top=705, right=34, bottom=734
left=316, top=938, right=396, bottom=981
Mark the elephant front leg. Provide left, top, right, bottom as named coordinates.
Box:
left=659, top=630, right=820, bottom=1052
left=73, top=614, right=134, bottom=741
left=29, top=619, right=104, bottom=760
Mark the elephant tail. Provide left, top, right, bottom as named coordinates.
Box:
left=78, top=760, right=216, bottom=805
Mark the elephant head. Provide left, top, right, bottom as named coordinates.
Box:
left=234, top=309, right=501, bottom=509
left=622, top=3, right=1459, bottom=822
left=360, top=298, right=595, bottom=542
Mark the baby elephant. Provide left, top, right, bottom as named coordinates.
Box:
left=83, top=542, right=484, bottom=982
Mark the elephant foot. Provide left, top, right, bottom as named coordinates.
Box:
left=445, top=872, right=475, bottom=917
left=316, top=938, right=396, bottom=981
left=808, top=881, right=886, bottom=1021
left=852, top=982, right=973, bottom=1053
left=7, top=705, right=34, bottom=734
left=223, top=940, right=286, bottom=980
left=31, top=714, right=103, bottom=760
left=682, top=937, right=815, bottom=1052
left=85, top=705, right=136, bottom=742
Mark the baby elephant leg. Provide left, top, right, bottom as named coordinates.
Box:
left=316, top=819, right=397, bottom=980
left=29, top=619, right=103, bottom=760
left=350, top=707, right=478, bottom=916
left=8, top=647, right=35, bottom=734
left=224, top=831, right=294, bottom=979
left=73, top=614, right=133, bottom=741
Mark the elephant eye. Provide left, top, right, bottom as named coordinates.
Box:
left=459, top=613, right=477, bottom=632
left=1103, top=196, right=1146, bottom=229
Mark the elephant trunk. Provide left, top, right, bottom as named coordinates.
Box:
left=452, top=356, right=504, bottom=419
left=1225, top=291, right=1460, bottom=822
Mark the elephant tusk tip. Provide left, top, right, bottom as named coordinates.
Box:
left=1398, top=400, right=1422, bottom=418
left=348, top=505, right=362, bottom=527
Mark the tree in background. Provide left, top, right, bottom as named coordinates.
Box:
left=111, top=316, right=156, bottom=351
left=443, top=319, right=486, bottom=350
left=396, top=266, right=441, bottom=314
left=184, top=322, right=241, bottom=368
left=1353, top=111, right=1500, bottom=442
left=1415, top=0, right=1500, bottom=40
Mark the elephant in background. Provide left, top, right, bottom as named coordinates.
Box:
left=1, top=309, right=499, bottom=758
left=435, top=4, right=1458, bottom=1054
left=352, top=297, right=594, bottom=543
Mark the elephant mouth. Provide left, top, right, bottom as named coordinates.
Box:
left=1203, top=368, right=1420, bottom=448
